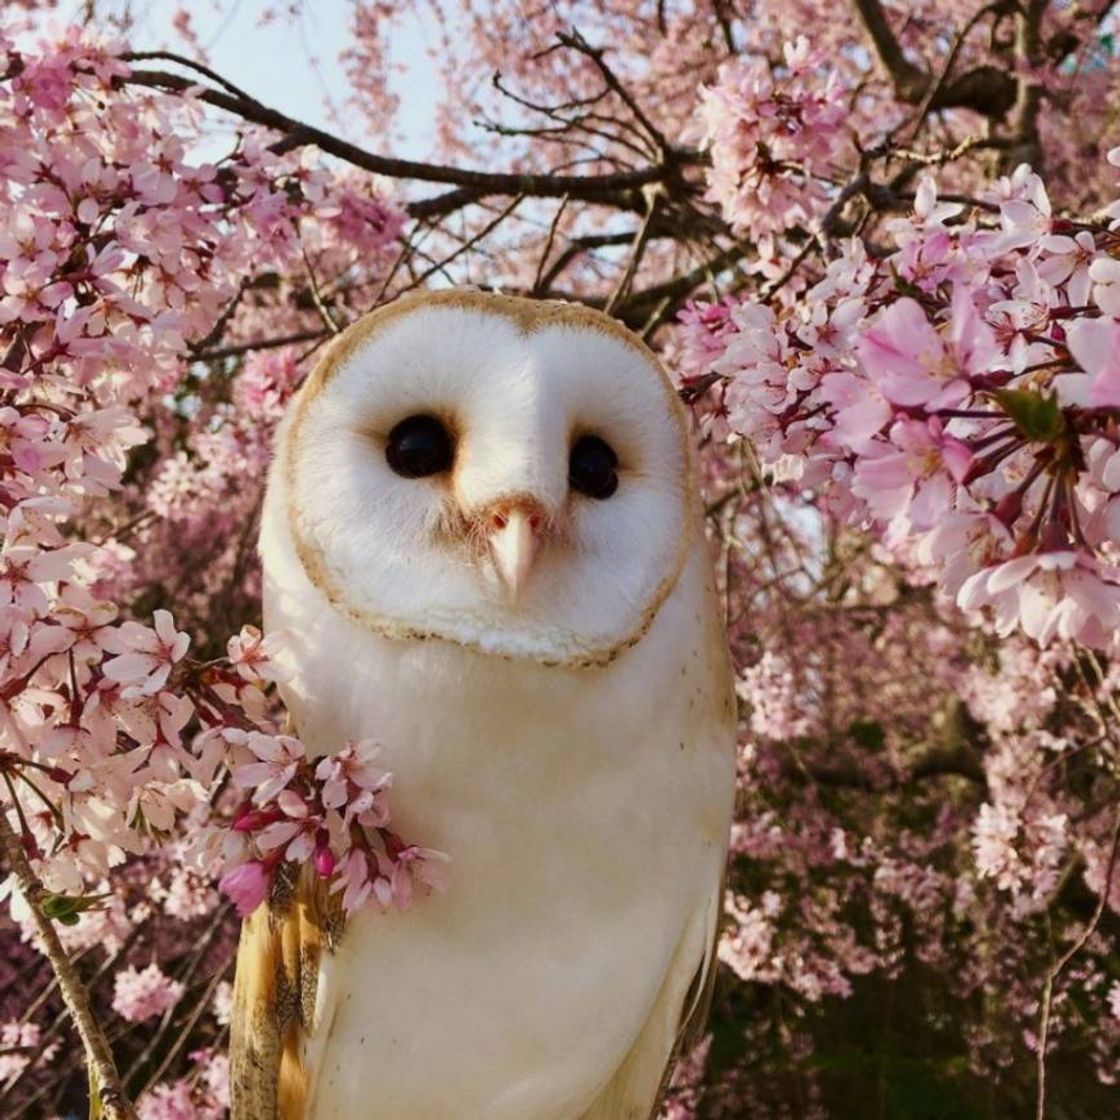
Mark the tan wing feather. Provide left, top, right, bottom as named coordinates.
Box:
left=229, top=869, right=339, bottom=1120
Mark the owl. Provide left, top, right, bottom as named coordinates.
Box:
left=232, top=290, right=737, bottom=1120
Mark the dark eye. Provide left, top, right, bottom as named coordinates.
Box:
left=569, top=434, right=619, bottom=500
left=385, top=414, right=454, bottom=479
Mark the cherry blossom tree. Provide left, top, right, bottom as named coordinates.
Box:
left=2, top=2, right=1120, bottom=1118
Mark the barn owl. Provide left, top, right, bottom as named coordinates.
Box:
left=232, top=290, right=737, bottom=1120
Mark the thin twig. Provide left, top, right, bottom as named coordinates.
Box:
left=557, top=29, right=671, bottom=157
left=300, top=240, right=341, bottom=335
left=605, top=188, right=661, bottom=315
left=397, top=196, right=526, bottom=295
left=531, top=194, right=571, bottom=295
left=120, top=50, right=261, bottom=105
left=191, top=329, right=329, bottom=363
left=1035, top=804, right=1120, bottom=1120
left=901, top=1, right=1009, bottom=143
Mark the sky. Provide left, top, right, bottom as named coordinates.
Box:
left=60, top=0, right=442, bottom=158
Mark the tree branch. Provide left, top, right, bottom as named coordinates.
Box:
left=1035, top=804, right=1120, bottom=1120
left=556, top=30, right=672, bottom=157
left=190, top=329, right=329, bottom=363
left=0, top=810, right=138, bottom=1120
left=852, top=0, right=1017, bottom=118
left=852, top=0, right=929, bottom=101
left=614, top=236, right=756, bottom=328
left=121, top=68, right=692, bottom=214
left=1008, top=0, right=1047, bottom=171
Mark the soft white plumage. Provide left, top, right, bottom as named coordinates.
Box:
left=232, top=291, right=736, bottom=1120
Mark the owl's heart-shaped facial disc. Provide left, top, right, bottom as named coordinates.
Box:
left=276, top=290, right=693, bottom=666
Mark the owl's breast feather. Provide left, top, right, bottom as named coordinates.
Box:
left=262, top=491, right=735, bottom=1120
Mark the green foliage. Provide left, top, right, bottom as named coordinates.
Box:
left=40, top=892, right=110, bottom=926
left=991, top=390, right=1065, bottom=444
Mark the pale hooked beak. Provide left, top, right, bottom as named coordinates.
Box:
left=487, top=504, right=543, bottom=602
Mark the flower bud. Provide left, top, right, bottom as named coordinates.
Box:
left=313, top=835, right=336, bottom=878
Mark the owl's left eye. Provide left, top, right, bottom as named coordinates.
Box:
left=385, top=414, right=455, bottom=478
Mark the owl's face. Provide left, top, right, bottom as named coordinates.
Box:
left=279, top=292, right=692, bottom=666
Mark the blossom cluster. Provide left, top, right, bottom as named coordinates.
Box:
left=0, top=1018, right=57, bottom=1083
left=736, top=651, right=812, bottom=743
left=111, top=962, right=185, bottom=1024
left=972, top=801, right=1068, bottom=916
left=695, top=37, right=848, bottom=239
left=0, top=27, right=407, bottom=901
left=682, top=159, right=1120, bottom=650
left=215, top=732, right=448, bottom=919
left=136, top=1049, right=228, bottom=1120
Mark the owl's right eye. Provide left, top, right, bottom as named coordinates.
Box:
left=385, top=414, right=454, bottom=479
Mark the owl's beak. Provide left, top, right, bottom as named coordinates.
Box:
left=487, top=504, right=543, bottom=602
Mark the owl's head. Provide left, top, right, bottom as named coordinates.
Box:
left=270, top=291, right=693, bottom=667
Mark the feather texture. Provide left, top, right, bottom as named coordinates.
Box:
left=230, top=872, right=339, bottom=1120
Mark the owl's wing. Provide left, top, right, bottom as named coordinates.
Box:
left=229, top=870, right=340, bottom=1120
left=578, top=539, right=734, bottom=1120
left=576, top=875, right=724, bottom=1120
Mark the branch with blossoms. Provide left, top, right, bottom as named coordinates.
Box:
left=165, top=628, right=448, bottom=926
left=120, top=60, right=691, bottom=212
left=0, top=809, right=138, bottom=1120
left=213, top=729, right=448, bottom=920
left=682, top=151, right=1120, bottom=1114
left=681, top=161, right=1120, bottom=650
left=852, top=0, right=1017, bottom=117
left=0, top=606, right=445, bottom=1112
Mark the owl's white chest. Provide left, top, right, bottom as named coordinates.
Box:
left=264, top=549, right=733, bottom=1120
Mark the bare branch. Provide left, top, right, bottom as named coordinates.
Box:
left=616, top=236, right=756, bottom=328
left=556, top=29, right=672, bottom=158
left=399, top=195, right=526, bottom=294
left=536, top=230, right=640, bottom=293
left=190, top=329, right=329, bottom=363
left=120, top=49, right=260, bottom=105
left=852, top=0, right=1017, bottom=118
left=712, top=0, right=737, bottom=54
left=531, top=195, right=572, bottom=295
left=901, top=1, right=1012, bottom=143
left=121, top=68, right=692, bottom=212
left=851, top=0, right=929, bottom=101
left=1007, top=0, right=1047, bottom=172
left=605, top=188, right=662, bottom=314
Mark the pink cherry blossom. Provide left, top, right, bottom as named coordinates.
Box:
left=218, top=860, right=271, bottom=919
left=101, top=611, right=190, bottom=696
left=0, top=1020, right=56, bottom=1083
left=695, top=36, right=848, bottom=239
left=111, top=962, right=184, bottom=1023
left=1065, top=317, right=1120, bottom=408
left=226, top=625, right=287, bottom=684
left=960, top=552, right=1120, bottom=647
left=231, top=733, right=305, bottom=805
left=856, top=290, right=999, bottom=409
